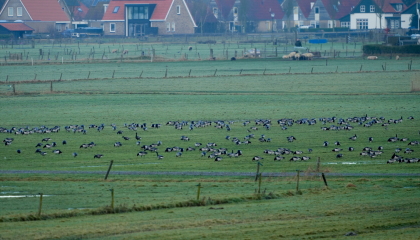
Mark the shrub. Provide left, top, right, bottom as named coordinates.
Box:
left=0, top=34, right=13, bottom=39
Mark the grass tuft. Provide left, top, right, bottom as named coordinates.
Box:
left=346, top=183, right=357, bottom=188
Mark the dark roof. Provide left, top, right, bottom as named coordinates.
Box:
left=401, top=2, right=416, bottom=14
left=373, top=0, right=407, bottom=13
left=186, top=0, right=218, bottom=23
left=249, top=0, right=284, bottom=20
left=84, top=1, right=106, bottom=20
left=215, top=0, right=236, bottom=19
left=72, top=1, right=89, bottom=20
left=0, top=23, right=34, bottom=31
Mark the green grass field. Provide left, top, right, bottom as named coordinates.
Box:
left=0, top=48, right=419, bottom=239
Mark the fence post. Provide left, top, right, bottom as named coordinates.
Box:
left=296, top=170, right=300, bottom=192
left=112, top=70, right=115, bottom=79
left=34, top=74, right=37, bottom=81
left=210, top=49, right=213, bottom=59
left=196, top=183, right=202, bottom=201
left=110, top=189, right=114, bottom=210
left=165, top=68, right=167, bottom=78
left=6, top=75, right=8, bottom=82
left=139, top=71, right=143, bottom=78
left=59, top=73, right=62, bottom=81
left=87, top=71, right=90, bottom=79
left=104, top=160, right=114, bottom=180
left=13, top=84, right=15, bottom=94
left=37, top=193, right=43, bottom=217
left=214, top=69, right=217, bottom=76
left=316, top=157, right=320, bottom=172
left=258, top=173, right=262, bottom=193
left=50, top=81, right=53, bottom=92
left=321, top=173, right=328, bottom=188
left=189, top=69, right=191, bottom=77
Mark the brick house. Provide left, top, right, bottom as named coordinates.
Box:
left=102, top=0, right=197, bottom=36
left=0, top=0, right=70, bottom=34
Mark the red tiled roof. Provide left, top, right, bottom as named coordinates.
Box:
left=0, top=23, right=34, bottom=31
left=249, top=0, right=284, bottom=20
left=296, top=0, right=313, bottom=18
left=373, top=0, right=407, bottom=13
left=214, top=0, right=235, bottom=19
left=73, top=1, right=89, bottom=20
left=20, top=0, right=70, bottom=21
left=103, top=0, right=173, bottom=21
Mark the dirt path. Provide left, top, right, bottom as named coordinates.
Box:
left=1, top=170, right=419, bottom=177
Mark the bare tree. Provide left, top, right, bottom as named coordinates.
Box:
left=376, top=0, right=386, bottom=29
left=188, top=0, right=210, bottom=35
left=239, top=0, right=250, bottom=33
left=65, top=0, right=80, bottom=29
left=326, top=0, right=339, bottom=32
left=282, top=0, right=294, bottom=32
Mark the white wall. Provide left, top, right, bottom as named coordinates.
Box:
left=350, top=13, right=393, bottom=29
left=401, top=14, right=412, bottom=29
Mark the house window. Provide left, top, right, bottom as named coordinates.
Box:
left=395, top=4, right=402, bottom=11
left=172, top=22, right=175, bottom=32
left=104, top=4, right=108, bottom=13
left=110, top=23, right=115, bottom=32
left=177, top=5, right=180, bottom=14
left=315, top=7, right=319, bottom=14
left=8, top=7, right=13, bottom=16
left=56, top=24, right=62, bottom=32
left=167, top=22, right=170, bottom=32
left=128, top=7, right=148, bottom=20
left=17, top=7, right=22, bottom=16
left=113, top=6, right=119, bottom=13
left=389, top=19, right=400, bottom=29
left=356, top=19, right=368, bottom=29
left=370, top=5, right=375, bottom=12
left=341, top=22, right=349, bottom=28
left=293, top=6, right=298, bottom=14
left=233, top=7, right=238, bottom=15
left=310, top=20, right=316, bottom=27
left=360, top=5, right=365, bottom=12
left=213, top=8, right=218, bottom=15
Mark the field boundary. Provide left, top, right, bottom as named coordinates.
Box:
left=1, top=170, right=419, bottom=177
left=0, top=69, right=418, bottom=86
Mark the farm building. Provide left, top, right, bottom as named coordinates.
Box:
left=0, top=22, right=33, bottom=38
left=0, top=0, right=70, bottom=33
left=102, top=0, right=197, bottom=36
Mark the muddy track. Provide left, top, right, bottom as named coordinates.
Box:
left=0, top=170, right=419, bottom=177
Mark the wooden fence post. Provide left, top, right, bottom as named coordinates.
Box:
left=196, top=183, right=202, bottom=201
left=258, top=173, right=262, bottom=193
left=12, top=84, right=15, bottom=94
left=214, top=69, right=217, bottom=76
left=316, top=157, right=320, bottom=172
left=50, top=81, right=53, bottom=92
left=112, top=70, right=115, bottom=79
left=321, top=173, right=328, bottom=188
left=296, top=170, right=300, bottom=192
left=104, top=160, right=114, bottom=180
left=37, top=193, right=43, bottom=217
left=189, top=69, right=191, bottom=77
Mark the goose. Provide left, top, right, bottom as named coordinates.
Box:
left=301, top=156, right=311, bottom=161
left=336, top=154, right=343, bottom=158
left=408, top=116, right=414, bottom=120
left=43, top=144, right=52, bottom=148
left=135, top=132, right=141, bottom=140
left=395, top=148, right=402, bottom=152
left=323, top=141, right=329, bottom=147
left=363, top=147, right=372, bottom=151
left=348, top=147, right=354, bottom=151
left=349, top=134, right=357, bottom=141
left=308, top=148, right=313, bottom=153
left=53, top=149, right=62, bottom=154
left=186, top=147, right=195, bottom=151
left=4, top=141, right=11, bottom=146
left=369, top=137, right=373, bottom=143
left=51, top=142, right=57, bottom=147
left=17, top=149, right=21, bottom=154
left=195, top=143, right=202, bottom=147
left=225, top=136, right=230, bottom=140
left=388, top=134, right=399, bottom=142
left=35, top=148, right=42, bottom=153
left=3, top=138, right=13, bottom=142
left=114, top=142, right=122, bottom=147
left=408, top=141, right=419, bottom=145
left=294, top=150, right=303, bottom=155
left=122, top=136, right=130, bottom=140
left=252, top=156, right=264, bottom=161
left=117, top=130, right=123, bottom=134
left=176, top=152, right=182, bottom=157
left=136, top=141, right=141, bottom=145
left=332, top=148, right=343, bottom=152
left=290, top=156, right=300, bottom=161
left=42, top=138, right=51, bottom=142
left=73, top=152, right=77, bottom=157
left=360, top=152, right=368, bottom=156
left=40, top=152, right=47, bottom=156
left=244, top=140, right=251, bottom=144
left=400, top=138, right=409, bottom=142
left=94, top=154, right=103, bottom=158
left=156, top=152, right=164, bottom=160
left=387, top=159, right=397, bottom=164
left=137, top=151, right=147, bottom=157
left=215, top=156, right=222, bottom=161
left=62, top=140, right=67, bottom=145
left=157, top=141, right=162, bottom=146
left=404, top=148, right=414, bottom=154
left=35, top=143, right=43, bottom=147
left=378, top=146, right=383, bottom=150
left=335, top=141, right=341, bottom=146
left=201, top=151, right=207, bottom=157
left=88, top=142, right=96, bottom=147
left=274, top=156, right=284, bottom=161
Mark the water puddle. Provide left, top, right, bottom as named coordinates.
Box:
left=0, top=195, right=53, bottom=198
left=68, top=163, right=160, bottom=168
left=324, top=161, right=385, bottom=165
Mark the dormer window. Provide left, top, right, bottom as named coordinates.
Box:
left=370, top=5, right=375, bottom=12
left=213, top=7, right=218, bottom=15
left=113, top=6, right=119, bottom=13
left=177, top=5, right=180, bottom=14
left=315, top=7, right=319, bottom=14
left=233, top=7, right=238, bottom=15
left=395, top=4, right=402, bottom=11
left=360, top=5, right=365, bottom=12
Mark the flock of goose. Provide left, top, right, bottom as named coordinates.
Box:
left=1, top=114, right=419, bottom=164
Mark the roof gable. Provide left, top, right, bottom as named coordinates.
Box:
left=73, top=1, right=89, bottom=20
left=297, top=0, right=313, bottom=18
left=0, top=22, right=34, bottom=31
left=102, top=0, right=173, bottom=21
left=20, top=0, right=69, bottom=21
left=214, top=0, right=235, bottom=19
